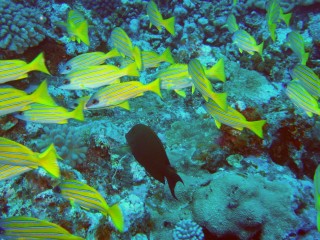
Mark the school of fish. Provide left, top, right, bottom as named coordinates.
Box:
left=0, top=0, right=320, bottom=238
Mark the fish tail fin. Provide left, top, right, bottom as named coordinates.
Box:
left=105, top=48, right=121, bottom=59
left=166, top=166, right=183, bottom=200
left=77, top=20, right=90, bottom=46
left=256, top=42, right=264, bottom=58
left=122, top=62, right=140, bottom=77
left=27, top=52, right=51, bottom=75
left=301, top=52, right=309, bottom=65
left=162, top=17, right=175, bottom=36
left=107, top=204, right=124, bottom=232
left=246, top=120, right=266, bottom=138
left=31, top=80, right=57, bottom=106
left=70, top=99, right=85, bottom=121
left=268, top=23, right=277, bottom=42
left=206, top=58, right=226, bottom=82
left=147, top=78, right=162, bottom=98
left=38, top=144, right=61, bottom=178
left=281, top=12, right=292, bottom=26
left=212, top=92, right=228, bottom=111
left=132, top=46, right=142, bottom=70
left=160, top=47, right=175, bottom=64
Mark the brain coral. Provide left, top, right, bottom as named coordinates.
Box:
left=192, top=172, right=299, bottom=239
left=0, top=1, right=46, bottom=53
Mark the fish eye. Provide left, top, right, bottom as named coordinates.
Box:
left=92, top=99, right=99, bottom=105
left=53, top=186, right=61, bottom=193
left=73, top=103, right=79, bottom=107
left=66, top=66, right=71, bottom=70
left=63, top=79, right=70, bottom=85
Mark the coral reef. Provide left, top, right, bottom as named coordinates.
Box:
left=0, top=1, right=46, bottom=53
left=1, top=0, right=320, bottom=239
left=36, top=125, right=88, bottom=167
left=192, top=172, right=299, bottom=239
left=172, top=219, right=204, bottom=240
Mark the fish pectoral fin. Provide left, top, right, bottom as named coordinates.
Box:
left=214, top=120, right=222, bottom=129
left=174, top=90, right=186, bottom=98
left=238, top=48, right=243, bottom=53
left=306, top=111, right=313, bottom=117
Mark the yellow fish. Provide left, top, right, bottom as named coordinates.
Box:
left=0, top=216, right=84, bottom=239
left=291, top=65, right=320, bottom=99
left=110, top=27, right=142, bottom=70
left=157, top=64, right=193, bottom=98
left=141, top=47, right=175, bottom=69
left=232, top=29, right=264, bottom=60
left=188, top=59, right=227, bottom=110
left=86, top=79, right=162, bottom=110
left=0, top=80, right=57, bottom=117
left=225, top=14, right=239, bottom=34
left=0, top=52, right=50, bottom=84
left=147, top=0, right=175, bottom=36
left=59, top=10, right=90, bottom=46
left=286, top=31, right=309, bottom=65
left=0, top=164, right=32, bottom=181
left=266, top=0, right=291, bottom=41
left=53, top=179, right=124, bottom=232
left=285, top=81, right=320, bottom=117
left=204, top=99, right=266, bottom=138
left=60, top=62, right=139, bottom=90
left=60, top=48, right=120, bottom=74
left=14, top=101, right=85, bottom=124
left=0, top=137, right=61, bottom=178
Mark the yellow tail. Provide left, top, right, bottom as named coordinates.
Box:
left=105, top=48, right=121, bottom=59
left=132, top=46, right=142, bottom=70
left=246, top=120, right=267, bottom=139
left=160, top=47, right=175, bottom=64
left=147, top=78, right=162, bottom=98
left=38, top=144, right=61, bottom=178
left=31, top=80, right=57, bottom=106
left=70, top=99, right=85, bottom=121
left=211, top=91, right=228, bottom=111
left=122, top=62, right=140, bottom=77
left=268, top=23, right=277, bottom=42
left=281, top=12, right=292, bottom=26
left=162, top=17, right=175, bottom=36
left=301, top=52, right=309, bottom=65
left=27, top=52, right=51, bottom=75
left=107, top=204, right=124, bottom=232
left=205, top=58, right=226, bottom=82
left=256, top=42, right=264, bottom=60
left=76, top=20, right=90, bottom=46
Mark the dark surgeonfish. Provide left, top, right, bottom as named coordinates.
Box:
left=125, top=124, right=183, bottom=199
